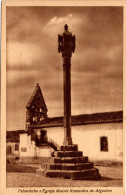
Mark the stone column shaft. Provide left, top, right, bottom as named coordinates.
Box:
left=63, top=52, right=72, bottom=145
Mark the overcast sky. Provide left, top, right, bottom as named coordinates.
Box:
left=6, top=6, right=123, bottom=130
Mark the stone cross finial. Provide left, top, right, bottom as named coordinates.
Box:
left=64, top=24, right=68, bottom=31
left=58, top=25, right=75, bottom=53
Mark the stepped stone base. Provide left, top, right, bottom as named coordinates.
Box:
left=36, top=145, right=101, bottom=180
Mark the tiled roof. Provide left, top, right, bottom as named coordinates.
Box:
left=6, top=130, right=25, bottom=142
left=6, top=111, right=123, bottom=142
left=26, top=83, right=47, bottom=110
left=31, top=111, right=123, bottom=128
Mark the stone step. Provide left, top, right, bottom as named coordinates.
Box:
left=42, top=162, right=93, bottom=170
left=41, top=168, right=101, bottom=180
left=49, top=156, right=88, bottom=164
left=71, top=168, right=101, bottom=180
left=61, top=163, right=93, bottom=170
left=49, top=157, right=61, bottom=163
left=61, top=157, right=88, bottom=163
left=53, top=151, right=83, bottom=157
left=60, top=145, right=78, bottom=151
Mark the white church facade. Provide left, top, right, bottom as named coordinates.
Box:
left=18, top=84, right=123, bottom=163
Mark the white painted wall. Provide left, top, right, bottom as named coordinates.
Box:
left=20, top=133, right=36, bottom=157
left=19, top=133, right=51, bottom=158
left=43, top=122, right=123, bottom=162
left=36, top=147, right=52, bottom=157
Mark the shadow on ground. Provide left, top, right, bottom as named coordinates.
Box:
left=7, top=163, right=37, bottom=173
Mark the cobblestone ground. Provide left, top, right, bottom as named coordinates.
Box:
left=6, top=166, right=123, bottom=187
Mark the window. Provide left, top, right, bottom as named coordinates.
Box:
left=21, top=147, right=27, bottom=152
left=15, top=144, right=19, bottom=151
left=33, top=116, right=37, bottom=122
left=40, top=116, right=44, bottom=121
left=100, top=136, right=108, bottom=152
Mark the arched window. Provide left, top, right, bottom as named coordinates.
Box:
left=100, top=136, right=108, bottom=152
left=40, top=108, right=42, bottom=112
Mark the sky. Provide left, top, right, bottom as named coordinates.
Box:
left=6, top=6, right=123, bottom=130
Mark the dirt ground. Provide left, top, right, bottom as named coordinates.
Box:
left=6, top=165, right=123, bottom=187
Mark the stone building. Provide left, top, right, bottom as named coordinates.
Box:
left=6, top=130, right=22, bottom=158
left=25, top=83, right=48, bottom=131
left=19, top=84, right=57, bottom=163
left=19, top=84, right=123, bottom=163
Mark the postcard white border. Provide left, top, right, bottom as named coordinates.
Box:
left=1, top=1, right=126, bottom=195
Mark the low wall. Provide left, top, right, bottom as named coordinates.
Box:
left=19, top=156, right=50, bottom=164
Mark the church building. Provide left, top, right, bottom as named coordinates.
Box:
left=19, top=84, right=123, bottom=164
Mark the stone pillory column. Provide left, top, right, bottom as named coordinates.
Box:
left=36, top=24, right=101, bottom=180
left=58, top=24, right=75, bottom=146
